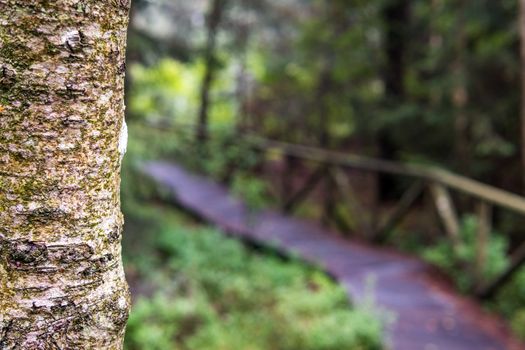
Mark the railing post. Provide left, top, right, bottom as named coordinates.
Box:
left=429, top=183, right=462, bottom=254
left=330, top=167, right=374, bottom=238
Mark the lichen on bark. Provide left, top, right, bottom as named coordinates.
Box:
left=0, top=1, right=131, bottom=349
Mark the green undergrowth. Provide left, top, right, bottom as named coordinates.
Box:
left=421, top=215, right=509, bottom=293
left=122, top=202, right=385, bottom=350
left=125, top=121, right=272, bottom=211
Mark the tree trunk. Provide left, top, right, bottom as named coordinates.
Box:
left=0, top=1, right=131, bottom=349
left=452, top=1, right=470, bottom=175
left=378, top=0, right=409, bottom=200
left=520, top=0, right=525, bottom=193
left=197, top=0, right=227, bottom=141
left=315, top=65, right=337, bottom=225
left=383, top=0, right=408, bottom=99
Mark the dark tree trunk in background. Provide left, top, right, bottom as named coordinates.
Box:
left=316, top=62, right=334, bottom=148
left=316, top=1, right=347, bottom=226
left=197, top=0, right=228, bottom=141
left=316, top=62, right=337, bottom=226
left=520, top=0, right=525, bottom=193
left=379, top=0, right=409, bottom=199
left=452, top=1, right=470, bottom=176
left=383, top=0, right=408, bottom=99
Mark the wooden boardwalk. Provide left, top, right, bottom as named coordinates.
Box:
left=144, top=162, right=523, bottom=350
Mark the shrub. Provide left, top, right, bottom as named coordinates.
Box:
left=422, top=214, right=509, bottom=292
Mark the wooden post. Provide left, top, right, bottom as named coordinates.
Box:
left=330, top=167, right=373, bottom=238
left=430, top=183, right=462, bottom=253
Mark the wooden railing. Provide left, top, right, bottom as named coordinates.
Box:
left=246, top=136, right=525, bottom=299
left=138, top=121, right=525, bottom=299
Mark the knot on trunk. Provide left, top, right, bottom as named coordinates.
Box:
left=0, top=64, right=17, bottom=91
left=5, top=240, right=48, bottom=266
left=63, top=30, right=87, bottom=53
left=25, top=207, right=69, bottom=224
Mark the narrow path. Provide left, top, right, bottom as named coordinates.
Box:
left=143, top=162, right=522, bottom=350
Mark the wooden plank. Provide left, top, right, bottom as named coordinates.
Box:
left=429, top=183, right=462, bottom=252
left=249, top=136, right=427, bottom=178
left=375, top=180, right=425, bottom=243
left=427, top=169, right=525, bottom=218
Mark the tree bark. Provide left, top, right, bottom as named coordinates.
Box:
left=197, top=0, right=227, bottom=141
left=452, top=1, right=470, bottom=175
left=0, top=1, right=131, bottom=349
left=383, top=0, right=408, bottom=99
left=520, top=0, right=525, bottom=193
left=378, top=0, right=409, bottom=200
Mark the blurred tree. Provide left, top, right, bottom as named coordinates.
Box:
left=379, top=0, right=409, bottom=197
left=520, top=0, right=525, bottom=192
left=0, top=2, right=130, bottom=348
left=197, top=0, right=229, bottom=140
left=127, top=0, right=207, bottom=65
left=128, top=0, right=522, bottom=190
left=383, top=0, right=409, bottom=100
left=451, top=0, right=470, bottom=175
left=377, top=0, right=519, bottom=186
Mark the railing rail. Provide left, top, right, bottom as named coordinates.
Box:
left=248, top=136, right=525, bottom=215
